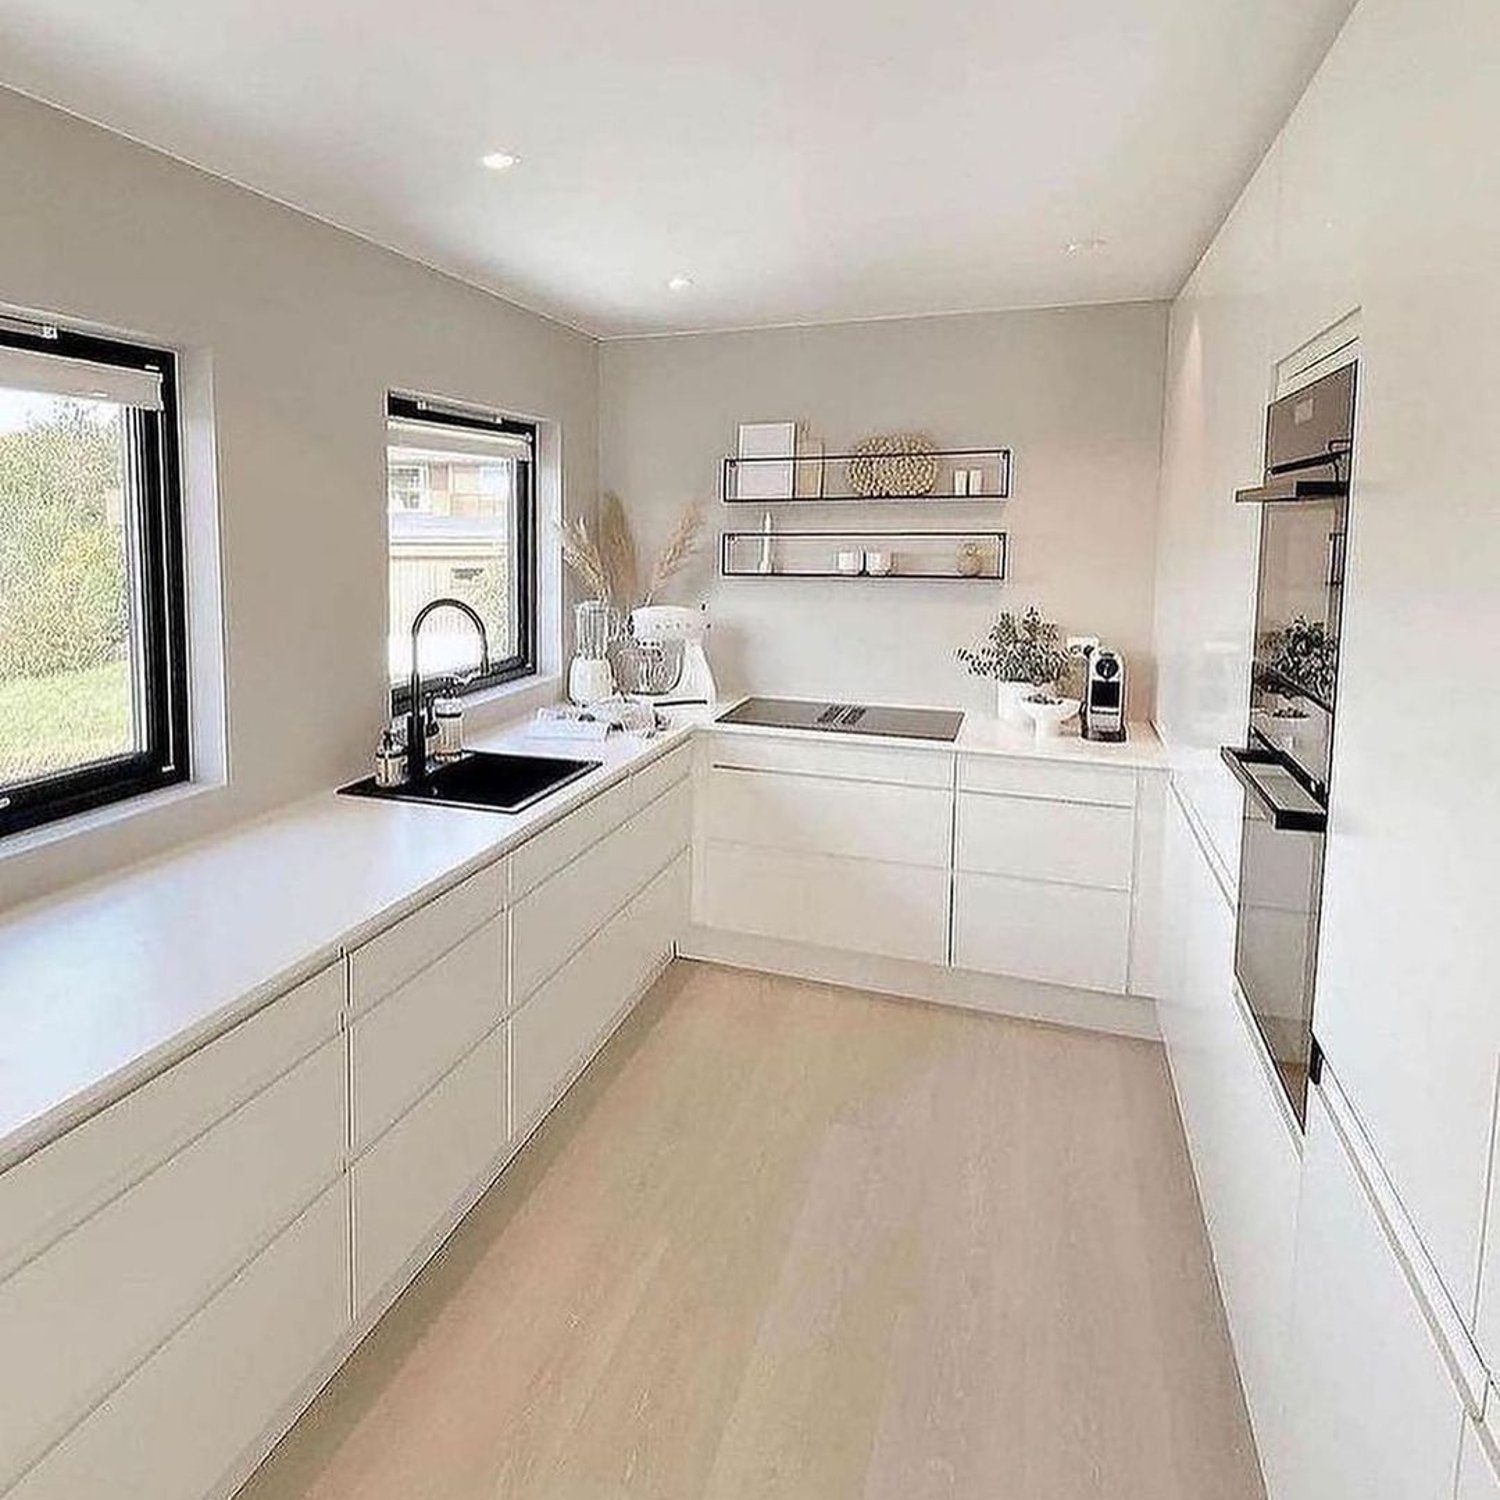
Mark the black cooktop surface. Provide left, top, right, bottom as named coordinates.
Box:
left=716, top=697, right=964, bottom=743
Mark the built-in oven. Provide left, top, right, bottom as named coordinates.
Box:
left=1222, top=360, right=1355, bottom=1125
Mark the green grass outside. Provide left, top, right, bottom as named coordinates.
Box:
left=0, top=658, right=133, bottom=785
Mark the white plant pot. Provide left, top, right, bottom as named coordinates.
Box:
left=995, top=680, right=1034, bottom=728
left=1021, top=695, right=1081, bottom=740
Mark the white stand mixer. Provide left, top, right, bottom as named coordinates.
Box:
left=629, top=605, right=717, bottom=707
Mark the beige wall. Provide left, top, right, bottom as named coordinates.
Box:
left=1153, top=0, right=1500, bottom=1401
left=0, top=88, right=598, bottom=911
left=599, top=303, right=1168, bottom=717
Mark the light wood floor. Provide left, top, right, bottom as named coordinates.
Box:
left=237, top=961, right=1265, bottom=1500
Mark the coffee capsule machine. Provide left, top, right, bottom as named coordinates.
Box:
left=1081, top=646, right=1127, bottom=742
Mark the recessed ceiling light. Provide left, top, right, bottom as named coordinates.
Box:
left=666, top=274, right=694, bottom=292
left=480, top=150, right=521, bottom=172
left=1065, top=236, right=1108, bottom=255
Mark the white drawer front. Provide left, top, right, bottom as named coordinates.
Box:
left=351, top=916, right=506, bottom=1152
left=707, top=731, right=952, bottom=789
left=0, top=1036, right=344, bottom=1487
left=953, top=872, right=1130, bottom=992
left=699, top=841, right=948, bottom=965
left=958, top=754, right=1137, bottom=808
left=629, top=741, right=694, bottom=813
left=704, top=766, right=952, bottom=868
left=509, top=774, right=635, bottom=901
left=512, top=779, right=692, bottom=1003
left=9, top=1183, right=348, bottom=1500
left=0, top=962, right=342, bottom=1276
left=513, top=854, right=686, bottom=1133
left=957, top=791, right=1135, bottom=889
left=352, top=1028, right=506, bottom=1312
left=348, top=861, right=505, bottom=1016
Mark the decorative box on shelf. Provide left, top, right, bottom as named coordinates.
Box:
left=719, top=529, right=1007, bottom=581
left=720, top=445, right=1012, bottom=503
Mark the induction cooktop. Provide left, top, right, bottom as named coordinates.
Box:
left=716, top=697, right=964, bottom=743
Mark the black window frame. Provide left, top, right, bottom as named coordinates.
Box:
left=0, top=323, right=190, bottom=840
left=386, top=393, right=538, bottom=715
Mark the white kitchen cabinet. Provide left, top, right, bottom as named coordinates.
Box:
left=698, top=840, right=949, bottom=965
left=1459, top=1425, right=1500, bottom=1500
left=508, top=744, right=692, bottom=903
left=508, top=774, right=638, bottom=901
left=951, top=761, right=1141, bottom=996
left=513, top=855, right=688, bottom=1134
left=0, top=961, right=343, bottom=1278
left=350, top=915, right=507, bottom=1151
left=957, top=753, right=1135, bottom=807
left=1461, top=1062, right=1500, bottom=1381
left=1278, top=1085, right=1466, bottom=1500
left=704, top=764, right=951, bottom=868
left=625, top=741, right=694, bottom=813
left=352, top=1027, right=507, bottom=1314
left=695, top=732, right=952, bottom=966
left=955, top=790, right=1134, bottom=889
left=512, top=778, right=691, bottom=1004
left=706, top=731, right=951, bottom=790
left=0, top=1034, right=345, bottom=1490
left=1156, top=786, right=1300, bottom=1490
left=347, top=861, right=505, bottom=1013
left=952, top=872, right=1130, bottom=992
left=7, top=1183, right=349, bottom=1500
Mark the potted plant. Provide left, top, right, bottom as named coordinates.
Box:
left=1260, top=614, right=1337, bottom=704
left=958, top=605, right=1068, bottom=727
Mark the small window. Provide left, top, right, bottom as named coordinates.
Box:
left=0, top=321, right=190, bottom=837
left=386, top=394, right=536, bottom=706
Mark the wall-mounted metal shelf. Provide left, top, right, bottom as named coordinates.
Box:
left=722, top=446, right=1012, bottom=503
left=720, top=529, right=1007, bottom=581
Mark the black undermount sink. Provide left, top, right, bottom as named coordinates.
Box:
left=339, top=750, right=602, bottom=815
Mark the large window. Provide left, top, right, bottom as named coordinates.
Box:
left=386, top=394, right=536, bottom=705
left=0, top=320, right=189, bottom=837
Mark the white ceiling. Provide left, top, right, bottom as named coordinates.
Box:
left=0, top=0, right=1355, bottom=338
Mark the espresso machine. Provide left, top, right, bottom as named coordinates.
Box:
left=1080, top=647, right=1126, bottom=742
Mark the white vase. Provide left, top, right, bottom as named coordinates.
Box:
left=995, top=680, right=1034, bottom=728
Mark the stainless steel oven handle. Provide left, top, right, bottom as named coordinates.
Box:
left=1220, top=746, right=1328, bottom=833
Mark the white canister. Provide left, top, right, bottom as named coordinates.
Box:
left=865, top=550, right=893, bottom=576
left=836, top=549, right=865, bottom=575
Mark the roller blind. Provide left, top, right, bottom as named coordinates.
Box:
left=0, top=345, right=164, bottom=410
left=386, top=417, right=531, bottom=462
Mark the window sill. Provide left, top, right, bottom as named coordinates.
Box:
left=0, top=775, right=226, bottom=866
left=459, top=672, right=565, bottom=731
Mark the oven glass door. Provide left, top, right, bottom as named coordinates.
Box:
left=1234, top=778, right=1326, bottom=1124
left=1249, top=493, right=1345, bottom=796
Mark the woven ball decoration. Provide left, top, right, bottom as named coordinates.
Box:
left=847, top=432, right=938, bottom=497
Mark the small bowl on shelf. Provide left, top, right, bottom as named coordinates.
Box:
left=1021, top=693, right=1081, bottom=740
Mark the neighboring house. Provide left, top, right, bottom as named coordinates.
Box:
left=387, top=454, right=515, bottom=681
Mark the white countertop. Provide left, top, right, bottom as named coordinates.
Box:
left=709, top=709, right=1169, bottom=770
left=0, top=701, right=1164, bottom=1172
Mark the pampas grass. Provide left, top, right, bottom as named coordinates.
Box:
left=557, top=515, right=609, bottom=602
left=597, top=493, right=640, bottom=610
left=644, top=503, right=703, bottom=603
left=557, top=494, right=702, bottom=612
